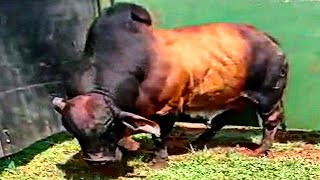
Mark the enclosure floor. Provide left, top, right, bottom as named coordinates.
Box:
left=1, top=124, right=320, bottom=179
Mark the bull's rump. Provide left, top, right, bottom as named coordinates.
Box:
left=135, top=23, right=271, bottom=118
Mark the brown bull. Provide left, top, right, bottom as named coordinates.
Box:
left=133, top=23, right=288, bottom=162
left=52, top=3, right=289, bottom=165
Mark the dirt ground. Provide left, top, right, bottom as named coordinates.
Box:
left=92, top=123, right=320, bottom=177
left=158, top=123, right=320, bottom=161
left=1, top=123, right=319, bottom=179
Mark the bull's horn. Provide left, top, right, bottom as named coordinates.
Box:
left=52, top=97, right=67, bottom=112
left=119, top=111, right=161, bottom=137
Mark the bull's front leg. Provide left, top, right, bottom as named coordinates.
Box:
left=149, top=114, right=176, bottom=168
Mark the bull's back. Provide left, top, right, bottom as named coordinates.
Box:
left=171, top=24, right=252, bottom=107
left=135, top=23, right=277, bottom=118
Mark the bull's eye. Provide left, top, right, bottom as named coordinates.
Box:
left=103, top=116, right=112, bottom=124
left=103, top=117, right=114, bottom=130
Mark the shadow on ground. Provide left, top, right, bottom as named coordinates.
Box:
left=56, top=151, right=152, bottom=179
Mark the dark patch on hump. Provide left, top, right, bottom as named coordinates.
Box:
left=83, top=3, right=152, bottom=56
left=78, top=2, right=156, bottom=112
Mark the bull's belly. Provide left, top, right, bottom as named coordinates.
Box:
left=181, top=92, right=244, bottom=120
left=183, top=108, right=229, bottom=120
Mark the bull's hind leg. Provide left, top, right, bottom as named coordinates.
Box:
left=191, top=110, right=233, bottom=149
left=244, top=49, right=288, bottom=156
left=251, top=99, right=284, bottom=156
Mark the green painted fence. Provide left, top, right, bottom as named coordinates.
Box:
left=114, top=0, right=320, bottom=130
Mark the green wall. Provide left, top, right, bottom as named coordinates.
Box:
left=114, top=0, right=320, bottom=130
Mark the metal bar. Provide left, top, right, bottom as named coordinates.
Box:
left=0, top=81, right=63, bottom=96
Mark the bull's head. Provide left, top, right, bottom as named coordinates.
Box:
left=52, top=2, right=157, bottom=165
left=52, top=93, right=160, bottom=165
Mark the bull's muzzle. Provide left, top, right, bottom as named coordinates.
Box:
left=83, top=147, right=123, bottom=166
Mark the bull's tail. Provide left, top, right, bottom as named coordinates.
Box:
left=279, top=99, right=287, bottom=131
left=263, top=32, right=281, bottom=46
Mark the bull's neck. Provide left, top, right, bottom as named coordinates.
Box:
left=90, top=87, right=116, bottom=105
left=91, top=86, right=114, bottom=96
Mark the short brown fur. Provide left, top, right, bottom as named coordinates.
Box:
left=135, top=23, right=270, bottom=117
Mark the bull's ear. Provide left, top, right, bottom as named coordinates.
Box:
left=52, top=97, right=67, bottom=113
left=130, top=5, right=152, bottom=26
left=118, top=111, right=160, bottom=137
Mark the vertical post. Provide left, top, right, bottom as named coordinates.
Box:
left=0, top=137, right=4, bottom=158
left=95, top=0, right=113, bottom=15
left=96, top=0, right=101, bottom=16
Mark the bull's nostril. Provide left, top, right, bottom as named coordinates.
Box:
left=84, top=153, right=118, bottom=165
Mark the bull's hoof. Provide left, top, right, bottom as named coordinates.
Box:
left=190, top=140, right=207, bottom=151
left=252, top=148, right=269, bottom=157
left=238, top=148, right=268, bottom=157
left=148, top=159, right=169, bottom=169
left=154, top=149, right=169, bottom=159
left=148, top=148, right=169, bottom=169
left=118, top=137, right=141, bottom=151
